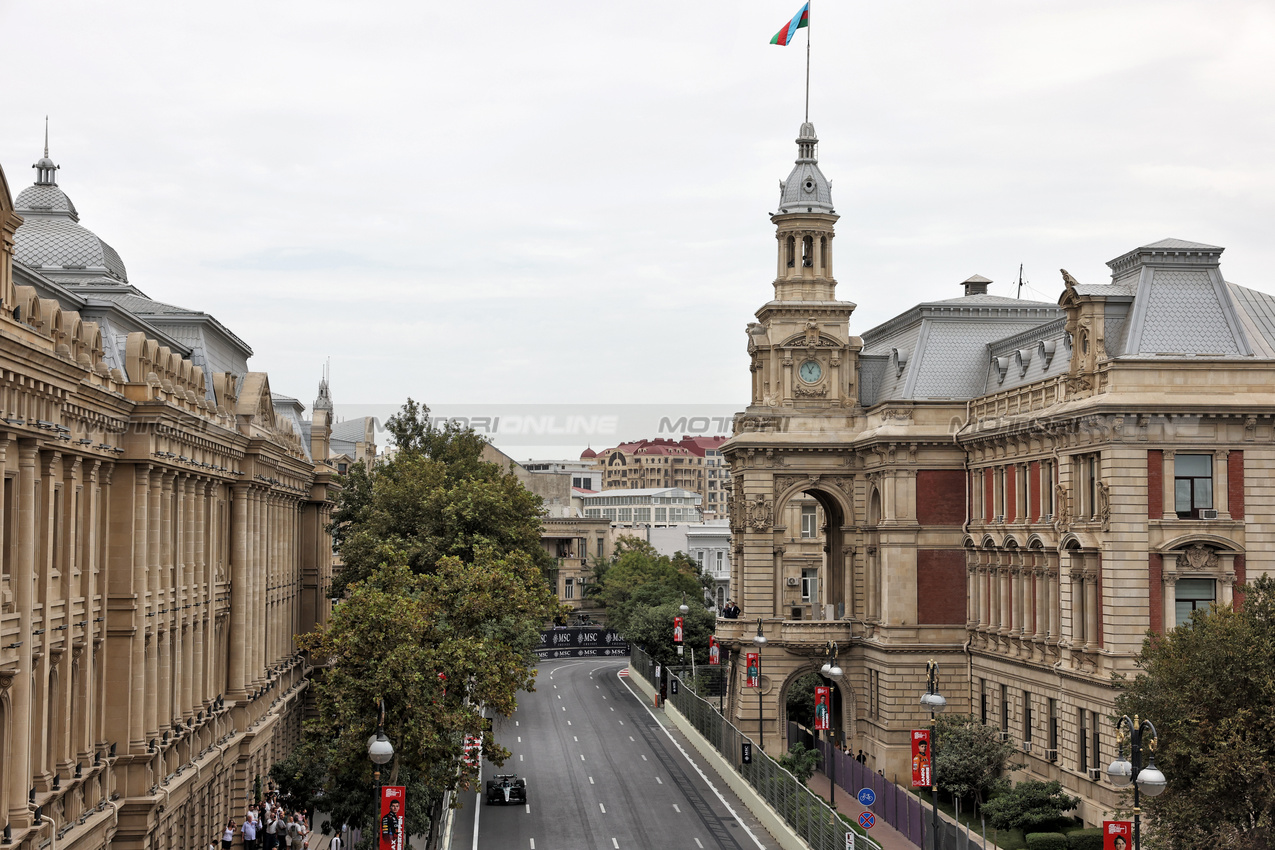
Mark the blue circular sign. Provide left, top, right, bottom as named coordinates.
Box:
left=858, top=812, right=876, bottom=830
left=857, top=788, right=876, bottom=807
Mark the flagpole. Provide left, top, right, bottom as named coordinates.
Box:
left=805, top=1, right=811, bottom=123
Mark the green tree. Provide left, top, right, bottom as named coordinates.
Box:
left=624, top=597, right=716, bottom=669
left=778, top=742, right=823, bottom=786
left=785, top=672, right=820, bottom=730
left=982, top=780, right=1080, bottom=833
left=592, top=537, right=706, bottom=636
left=1112, top=575, right=1275, bottom=850
left=329, top=400, right=552, bottom=595
left=934, top=713, right=1016, bottom=805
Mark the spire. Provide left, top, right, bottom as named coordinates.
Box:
left=33, top=118, right=59, bottom=186
left=314, top=367, right=333, bottom=412
left=796, top=122, right=818, bottom=163
left=776, top=122, right=834, bottom=215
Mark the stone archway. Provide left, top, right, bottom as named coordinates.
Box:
left=777, top=663, right=857, bottom=753
left=772, top=481, right=854, bottom=619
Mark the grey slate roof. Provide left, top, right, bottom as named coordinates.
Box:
left=777, top=123, right=834, bottom=214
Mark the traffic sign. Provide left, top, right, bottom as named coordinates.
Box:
left=857, top=787, right=876, bottom=807
left=858, top=811, right=876, bottom=830
left=845, top=831, right=856, bottom=850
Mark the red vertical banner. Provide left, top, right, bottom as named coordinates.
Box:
left=379, top=786, right=406, bottom=850
left=910, top=730, right=932, bottom=788
left=745, top=652, right=760, bottom=688
left=708, top=636, right=720, bottom=665
left=1102, top=821, right=1132, bottom=850
left=814, top=686, right=831, bottom=730
left=673, top=616, right=684, bottom=643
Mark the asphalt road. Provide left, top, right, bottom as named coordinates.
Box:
left=448, top=658, right=776, bottom=850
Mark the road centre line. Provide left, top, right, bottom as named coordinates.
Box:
left=574, top=736, right=578, bottom=741
left=599, top=803, right=606, bottom=813
left=656, top=776, right=662, bottom=784
left=529, top=840, right=534, bottom=849
left=612, top=839, right=619, bottom=849
left=695, top=840, right=703, bottom=848
left=673, top=804, right=681, bottom=813
left=629, top=736, right=635, bottom=741
left=641, top=754, right=647, bottom=761
left=589, top=777, right=595, bottom=784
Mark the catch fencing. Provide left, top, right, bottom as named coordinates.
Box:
left=631, top=647, right=881, bottom=850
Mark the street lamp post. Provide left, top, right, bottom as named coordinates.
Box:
left=819, top=641, right=844, bottom=811
left=919, top=660, right=947, bottom=850
left=1106, top=716, right=1167, bottom=850
left=367, top=700, right=394, bottom=837
left=753, top=618, right=767, bottom=752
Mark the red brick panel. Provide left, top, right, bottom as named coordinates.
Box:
left=1006, top=464, right=1017, bottom=522
left=1148, top=553, right=1163, bottom=634
left=984, top=469, right=994, bottom=519
left=1147, top=450, right=1163, bottom=519
left=1235, top=554, right=1247, bottom=609
left=1229, top=451, right=1245, bottom=519
left=917, top=550, right=968, bottom=625
left=916, top=470, right=967, bottom=526
left=1028, top=460, right=1040, bottom=522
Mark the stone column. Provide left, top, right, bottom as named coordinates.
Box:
left=1162, top=554, right=1178, bottom=632
left=146, top=468, right=162, bottom=742
left=1033, top=557, right=1047, bottom=641
left=1161, top=450, right=1176, bottom=520
left=131, top=465, right=151, bottom=752
left=228, top=484, right=249, bottom=698
left=977, top=559, right=988, bottom=629
left=1083, top=562, right=1099, bottom=651
left=1215, top=450, right=1230, bottom=519
left=158, top=471, right=175, bottom=736
left=182, top=475, right=196, bottom=720
left=1010, top=555, right=1024, bottom=637
left=1048, top=555, right=1061, bottom=641
left=1220, top=553, right=1236, bottom=606
left=967, top=560, right=978, bottom=628
left=8, top=441, right=37, bottom=827
left=1069, top=566, right=1085, bottom=648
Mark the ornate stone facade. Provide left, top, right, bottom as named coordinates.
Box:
left=0, top=153, right=336, bottom=850
left=715, top=125, right=1275, bottom=826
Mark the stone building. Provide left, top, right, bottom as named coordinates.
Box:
left=714, top=122, right=1275, bottom=826
left=585, top=436, right=730, bottom=518
left=0, top=147, right=336, bottom=850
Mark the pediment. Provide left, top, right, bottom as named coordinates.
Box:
left=780, top=332, right=842, bottom=349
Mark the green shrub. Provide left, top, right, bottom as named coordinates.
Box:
left=983, top=780, right=1081, bottom=832
left=1024, top=833, right=1067, bottom=850
left=1065, top=828, right=1104, bottom=850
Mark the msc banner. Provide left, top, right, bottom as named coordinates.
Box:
left=536, top=627, right=630, bottom=659
left=379, top=786, right=406, bottom=850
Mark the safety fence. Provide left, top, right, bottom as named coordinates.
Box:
left=791, top=726, right=992, bottom=850
left=631, top=647, right=881, bottom=850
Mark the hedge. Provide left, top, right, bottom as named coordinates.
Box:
left=1066, top=828, right=1104, bottom=850
left=1025, top=833, right=1068, bottom=850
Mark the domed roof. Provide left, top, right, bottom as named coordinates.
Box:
left=777, top=122, right=834, bottom=215
left=12, top=149, right=129, bottom=285
left=580, top=446, right=597, bottom=459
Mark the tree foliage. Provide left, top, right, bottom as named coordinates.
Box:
left=1112, top=575, right=1275, bottom=850
left=785, top=672, right=820, bottom=729
left=981, top=780, right=1080, bottom=833
left=591, top=538, right=708, bottom=628
left=778, top=742, right=823, bottom=786
left=328, top=398, right=553, bottom=595
left=934, top=713, right=1016, bottom=805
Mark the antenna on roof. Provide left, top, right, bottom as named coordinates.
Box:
left=1015, top=264, right=1026, bottom=299
left=44, top=116, right=49, bottom=157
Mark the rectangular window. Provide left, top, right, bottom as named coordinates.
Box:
left=801, top=505, right=817, bottom=538
left=564, top=577, right=574, bottom=600
left=979, top=679, right=988, bottom=725
left=716, top=551, right=724, bottom=572
left=1000, top=684, right=1009, bottom=732
left=696, top=551, right=705, bottom=567
left=995, top=468, right=1005, bottom=518
left=3, top=476, right=13, bottom=578
left=1023, top=691, right=1033, bottom=743
left=603, top=508, right=616, bottom=520
left=1018, top=465, right=1028, bottom=521
left=1174, top=454, right=1214, bottom=518
left=1048, top=698, right=1058, bottom=756
left=801, top=567, right=818, bottom=602
left=1175, top=578, right=1216, bottom=626
left=1090, top=711, right=1101, bottom=773
left=1043, top=460, right=1055, bottom=517
left=582, top=538, right=589, bottom=558
left=1087, top=455, right=1098, bottom=518
left=634, top=508, right=651, bottom=522
left=655, top=507, right=667, bottom=522
left=1078, top=708, right=1088, bottom=771
left=573, top=477, right=583, bottom=488
left=618, top=508, right=632, bottom=522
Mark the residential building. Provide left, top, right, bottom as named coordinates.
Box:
left=524, top=458, right=603, bottom=493
left=580, top=487, right=702, bottom=525
left=541, top=516, right=615, bottom=619
left=686, top=520, right=732, bottom=608
left=713, top=121, right=1275, bottom=828
left=585, top=436, right=730, bottom=518
left=0, top=147, right=336, bottom=850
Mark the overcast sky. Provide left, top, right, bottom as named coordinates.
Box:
left=3, top=1, right=1273, bottom=423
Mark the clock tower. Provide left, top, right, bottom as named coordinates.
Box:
left=746, top=122, right=861, bottom=411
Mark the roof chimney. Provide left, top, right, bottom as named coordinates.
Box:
left=962, top=275, right=992, bottom=297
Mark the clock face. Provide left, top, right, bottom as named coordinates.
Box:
left=799, top=360, right=822, bottom=383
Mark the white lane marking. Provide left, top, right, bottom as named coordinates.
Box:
left=589, top=777, right=595, bottom=784
left=618, top=720, right=624, bottom=725
left=519, top=754, right=523, bottom=762
left=557, top=695, right=562, bottom=700
left=574, top=736, right=579, bottom=742
left=612, top=839, right=619, bottom=849
left=553, top=684, right=558, bottom=689
left=530, top=840, right=535, bottom=849
left=617, top=671, right=767, bottom=850
left=599, top=803, right=606, bottom=814
left=472, top=788, right=482, bottom=850
left=609, top=707, right=615, bottom=712
left=695, top=840, right=703, bottom=848
left=602, top=695, right=607, bottom=700
left=515, top=721, right=519, bottom=727
left=629, top=736, right=635, bottom=742
left=672, top=804, right=681, bottom=813
left=580, top=754, right=586, bottom=761
left=525, top=804, right=530, bottom=814
left=562, top=707, right=566, bottom=711
left=517, top=736, right=522, bottom=743
left=566, top=720, right=572, bottom=726
left=656, top=776, right=663, bottom=785
left=596, top=685, right=600, bottom=689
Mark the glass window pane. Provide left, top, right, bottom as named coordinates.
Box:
left=1176, top=578, right=1215, bottom=601
left=1175, top=480, right=1192, bottom=512
left=1175, top=454, right=1213, bottom=476
left=1175, top=600, right=1194, bottom=626
left=1196, top=479, right=1213, bottom=509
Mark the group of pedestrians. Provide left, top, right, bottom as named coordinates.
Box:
left=217, top=793, right=313, bottom=850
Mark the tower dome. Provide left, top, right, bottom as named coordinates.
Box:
left=777, top=122, right=834, bottom=214
left=580, top=447, right=597, bottom=460
left=12, top=135, right=129, bottom=285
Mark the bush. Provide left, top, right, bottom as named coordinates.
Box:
left=777, top=742, right=822, bottom=785
left=983, top=779, right=1081, bottom=832
left=1024, top=833, right=1068, bottom=850
left=1065, top=828, right=1103, bottom=850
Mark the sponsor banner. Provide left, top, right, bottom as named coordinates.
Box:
left=379, top=786, right=406, bottom=850
left=1103, top=821, right=1132, bottom=850
left=673, top=616, right=684, bottom=643
left=746, top=652, right=760, bottom=688
left=815, top=686, right=831, bottom=731
left=911, top=730, right=932, bottom=788
left=535, top=626, right=629, bottom=658
left=708, top=636, right=720, bottom=665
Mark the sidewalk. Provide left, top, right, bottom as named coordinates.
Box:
left=805, top=770, right=917, bottom=850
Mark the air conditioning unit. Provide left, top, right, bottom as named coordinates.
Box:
left=1199, top=509, right=1219, bottom=520
left=1044, top=513, right=1053, bottom=521
left=998, top=731, right=1011, bottom=743
left=785, top=577, right=799, bottom=587
left=1086, top=768, right=1103, bottom=781
left=1021, top=740, right=1033, bottom=753
left=994, top=515, right=1005, bottom=523
left=1045, top=748, right=1058, bottom=763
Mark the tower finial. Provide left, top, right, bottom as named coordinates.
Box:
left=44, top=116, right=49, bottom=158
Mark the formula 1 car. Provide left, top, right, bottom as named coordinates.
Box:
left=485, top=774, right=528, bottom=805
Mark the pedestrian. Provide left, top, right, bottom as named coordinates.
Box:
left=265, top=808, right=282, bottom=850
left=285, top=815, right=301, bottom=850
left=242, top=812, right=258, bottom=850
left=330, top=833, right=341, bottom=850
left=295, top=813, right=309, bottom=850
left=222, top=821, right=237, bottom=850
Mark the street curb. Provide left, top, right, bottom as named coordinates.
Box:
left=625, top=666, right=809, bottom=850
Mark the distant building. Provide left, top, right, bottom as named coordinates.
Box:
left=581, top=486, right=702, bottom=524
left=585, top=436, right=730, bottom=518
left=541, top=516, right=615, bottom=618
left=524, top=458, right=603, bottom=492
left=687, top=521, right=732, bottom=608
